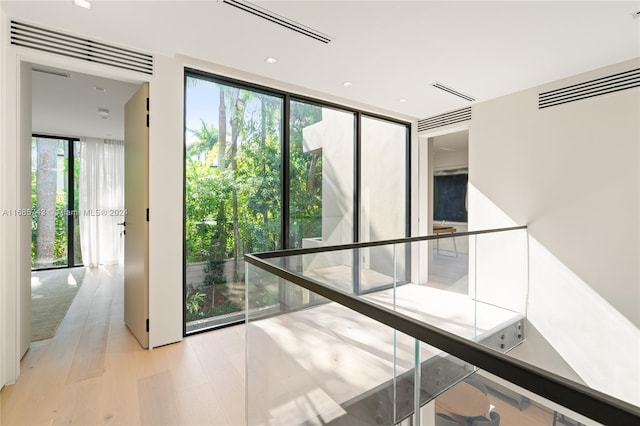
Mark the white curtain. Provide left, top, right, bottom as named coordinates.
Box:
left=78, top=138, right=125, bottom=267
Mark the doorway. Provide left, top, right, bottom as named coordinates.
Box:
left=30, top=64, right=139, bottom=343
left=419, top=129, right=469, bottom=293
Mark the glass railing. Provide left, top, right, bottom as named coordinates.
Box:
left=245, top=227, right=639, bottom=425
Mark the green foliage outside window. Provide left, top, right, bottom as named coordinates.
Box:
left=184, top=81, right=325, bottom=324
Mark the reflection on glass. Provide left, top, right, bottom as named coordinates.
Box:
left=246, top=264, right=412, bottom=425
left=289, top=101, right=354, bottom=250
left=184, top=76, right=283, bottom=332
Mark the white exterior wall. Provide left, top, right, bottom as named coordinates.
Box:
left=469, top=58, right=640, bottom=405
left=301, top=108, right=354, bottom=270
left=361, top=118, right=408, bottom=278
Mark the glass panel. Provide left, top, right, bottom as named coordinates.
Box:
left=427, top=234, right=470, bottom=294
left=359, top=243, right=408, bottom=294
left=263, top=231, right=528, bottom=344
left=184, top=75, right=283, bottom=332
left=433, top=370, right=609, bottom=426
left=247, top=228, right=636, bottom=425
left=246, top=230, right=637, bottom=426
left=360, top=116, right=408, bottom=242
left=32, top=137, right=68, bottom=268
left=289, top=100, right=355, bottom=250
left=246, top=263, right=415, bottom=425
left=473, top=229, right=528, bottom=316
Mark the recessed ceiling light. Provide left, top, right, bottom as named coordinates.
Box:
left=93, top=86, right=106, bottom=92
left=98, top=108, right=110, bottom=117
left=264, top=57, right=278, bottom=64
left=399, top=98, right=407, bottom=103
left=343, top=81, right=353, bottom=87
left=73, top=0, right=91, bottom=9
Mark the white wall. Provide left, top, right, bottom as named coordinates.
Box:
left=0, top=21, right=33, bottom=384
left=1, top=12, right=20, bottom=386
left=0, top=11, right=6, bottom=391
left=18, top=60, right=31, bottom=359
left=469, top=58, right=640, bottom=405
left=147, top=55, right=185, bottom=348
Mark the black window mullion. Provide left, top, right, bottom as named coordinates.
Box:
left=405, top=125, right=411, bottom=238
left=405, top=125, right=412, bottom=284
left=354, top=112, right=361, bottom=244
left=282, top=95, right=290, bottom=250
left=353, top=112, right=362, bottom=295
left=67, top=139, right=75, bottom=266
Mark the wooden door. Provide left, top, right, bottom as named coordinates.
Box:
left=124, top=82, right=149, bottom=348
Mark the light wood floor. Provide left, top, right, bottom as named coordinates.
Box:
left=0, top=266, right=246, bottom=426
left=1, top=265, right=567, bottom=426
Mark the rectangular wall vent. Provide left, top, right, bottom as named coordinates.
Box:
left=539, top=68, right=640, bottom=109
left=10, top=20, right=154, bottom=75
left=222, top=0, right=332, bottom=44
left=417, top=107, right=472, bottom=133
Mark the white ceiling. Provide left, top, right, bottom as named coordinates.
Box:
left=432, top=130, right=468, bottom=152
left=4, top=0, right=640, bottom=136
left=32, top=66, right=139, bottom=140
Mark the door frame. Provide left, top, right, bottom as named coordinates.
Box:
left=1, top=45, right=149, bottom=385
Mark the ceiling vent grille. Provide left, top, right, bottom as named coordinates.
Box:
left=10, top=20, right=154, bottom=75
left=539, top=68, right=640, bottom=109
left=417, top=107, right=472, bottom=133
left=432, top=82, right=475, bottom=102
left=222, top=0, right=332, bottom=44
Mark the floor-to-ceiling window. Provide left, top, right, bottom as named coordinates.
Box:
left=31, top=136, right=81, bottom=269
left=184, top=69, right=409, bottom=334
left=184, top=73, right=283, bottom=332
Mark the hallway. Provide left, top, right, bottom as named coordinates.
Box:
left=1, top=266, right=246, bottom=426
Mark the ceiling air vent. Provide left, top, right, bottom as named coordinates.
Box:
left=417, top=107, right=472, bottom=133
left=222, top=0, right=332, bottom=44
left=539, top=68, right=640, bottom=109
left=432, top=82, right=475, bottom=102
left=10, top=20, right=154, bottom=75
